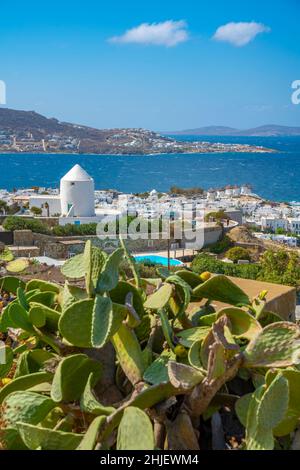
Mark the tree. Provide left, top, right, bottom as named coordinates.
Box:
left=30, top=206, right=42, bottom=216
left=204, top=210, right=229, bottom=222
left=258, top=249, right=300, bottom=287
left=225, top=246, right=251, bottom=263
left=0, top=199, right=8, bottom=215
left=3, top=215, right=51, bottom=234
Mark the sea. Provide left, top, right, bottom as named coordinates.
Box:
left=1, top=135, right=300, bottom=202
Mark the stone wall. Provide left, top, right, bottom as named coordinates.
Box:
left=32, top=232, right=170, bottom=258
left=10, top=246, right=40, bottom=257
left=31, top=225, right=222, bottom=259
left=13, top=230, right=34, bottom=247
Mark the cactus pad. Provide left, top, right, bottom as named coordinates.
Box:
left=117, top=407, right=154, bottom=450
left=6, top=258, right=29, bottom=273
left=244, top=322, right=300, bottom=368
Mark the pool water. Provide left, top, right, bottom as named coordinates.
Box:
left=134, top=255, right=183, bottom=267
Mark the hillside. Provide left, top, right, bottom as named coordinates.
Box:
left=0, top=108, right=275, bottom=154
left=0, top=108, right=170, bottom=154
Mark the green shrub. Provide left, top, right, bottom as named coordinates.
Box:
left=30, top=206, right=42, bottom=216
left=206, top=235, right=233, bottom=254
left=258, top=250, right=300, bottom=287
left=121, top=260, right=157, bottom=279
left=191, top=254, right=260, bottom=280
left=52, top=223, right=97, bottom=236
left=225, top=246, right=251, bottom=263
left=192, top=250, right=300, bottom=287
left=3, top=216, right=51, bottom=235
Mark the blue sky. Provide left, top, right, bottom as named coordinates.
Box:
left=0, top=0, right=300, bottom=130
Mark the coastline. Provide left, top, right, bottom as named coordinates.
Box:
left=0, top=148, right=276, bottom=157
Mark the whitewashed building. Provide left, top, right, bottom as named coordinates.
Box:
left=287, top=218, right=300, bottom=235
left=29, top=164, right=124, bottom=225
left=261, top=217, right=288, bottom=232
left=60, top=164, right=95, bottom=217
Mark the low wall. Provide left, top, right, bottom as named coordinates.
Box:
left=12, top=223, right=223, bottom=259
left=188, top=276, right=296, bottom=322
left=10, top=246, right=40, bottom=257
left=222, top=277, right=296, bottom=321
left=0, top=231, right=13, bottom=245
left=32, top=232, right=171, bottom=258
left=14, top=230, right=34, bottom=247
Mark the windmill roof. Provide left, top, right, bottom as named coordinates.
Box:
left=61, top=164, right=93, bottom=181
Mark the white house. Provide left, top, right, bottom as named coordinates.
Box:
left=217, top=189, right=225, bottom=198
left=241, top=184, right=252, bottom=195
left=287, top=218, right=300, bottom=235
left=225, top=186, right=234, bottom=197
left=232, top=186, right=241, bottom=197
left=261, top=217, right=288, bottom=232
left=29, top=195, right=61, bottom=216
left=206, top=190, right=216, bottom=201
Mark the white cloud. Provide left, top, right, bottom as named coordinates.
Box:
left=213, top=21, right=270, bottom=47
left=109, top=20, right=189, bottom=47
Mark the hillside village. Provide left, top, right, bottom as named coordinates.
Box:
left=0, top=165, right=300, bottom=255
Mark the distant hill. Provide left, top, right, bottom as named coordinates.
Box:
left=165, top=124, right=300, bottom=137
left=166, top=126, right=239, bottom=136
left=0, top=108, right=276, bottom=154
left=0, top=107, right=175, bottom=154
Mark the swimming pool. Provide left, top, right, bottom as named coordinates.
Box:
left=134, top=255, right=183, bottom=267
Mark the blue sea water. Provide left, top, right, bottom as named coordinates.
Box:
left=1, top=135, right=300, bottom=202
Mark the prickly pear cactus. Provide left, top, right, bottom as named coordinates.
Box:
left=265, top=369, right=300, bottom=436
left=111, top=323, right=145, bottom=386
left=168, top=361, right=205, bottom=390
left=77, top=416, right=106, bottom=450
left=6, top=258, right=29, bottom=273
left=1, top=239, right=300, bottom=451
left=244, top=374, right=289, bottom=450
left=16, top=422, right=83, bottom=450
left=58, top=298, right=127, bottom=348
left=0, top=275, right=25, bottom=294
left=50, top=354, right=101, bottom=402
left=26, top=279, right=61, bottom=294
left=0, top=248, right=14, bottom=262
left=0, top=346, right=13, bottom=378
left=244, top=322, right=300, bottom=368
left=144, top=283, right=173, bottom=310
left=117, top=407, right=155, bottom=450
left=193, top=274, right=250, bottom=306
